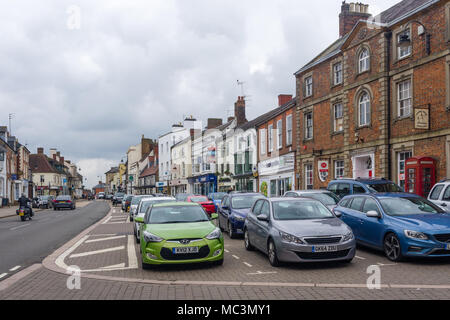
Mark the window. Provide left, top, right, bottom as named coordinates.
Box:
left=350, top=197, right=365, bottom=211
left=429, top=185, right=444, bottom=200
left=363, top=198, right=380, bottom=214
left=334, top=103, right=343, bottom=132
left=353, top=185, right=366, bottom=194
left=305, top=112, right=313, bottom=139
left=260, top=129, right=266, bottom=155
left=358, top=92, right=371, bottom=126
left=305, top=164, right=313, bottom=190
left=277, top=120, right=282, bottom=150
left=336, top=183, right=350, bottom=198
left=333, top=62, right=343, bottom=85
left=359, top=49, right=370, bottom=73
left=305, top=76, right=313, bottom=97
left=443, top=186, right=450, bottom=201
left=398, top=151, right=412, bottom=190
left=397, top=28, right=411, bottom=59
left=286, top=114, right=293, bottom=146
left=268, top=124, right=274, bottom=152
left=334, top=160, right=344, bottom=179
left=398, top=79, right=412, bottom=117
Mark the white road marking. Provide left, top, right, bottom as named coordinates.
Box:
left=101, top=216, right=112, bottom=224
left=55, top=235, right=89, bottom=270
left=10, top=223, right=31, bottom=231
left=9, top=266, right=20, bottom=272
left=232, top=255, right=240, bottom=260
left=355, top=255, right=366, bottom=260
left=0, top=273, right=8, bottom=279
left=127, top=235, right=138, bottom=268
left=377, top=263, right=397, bottom=267
left=101, top=263, right=125, bottom=269
left=85, top=235, right=126, bottom=243
left=247, top=271, right=277, bottom=275
left=243, top=262, right=253, bottom=267
left=69, top=246, right=125, bottom=258
left=88, top=234, right=117, bottom=237
left=105, top=221, right=128, bottom=224
left=224, top=249, right=230, bottom=253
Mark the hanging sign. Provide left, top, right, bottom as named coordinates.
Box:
left=318, top=160, right=329, bottom=182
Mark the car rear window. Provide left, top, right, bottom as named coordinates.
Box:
left=429, top=185, right=444, bottom=200
left=56, top=196, right=71, bottom=200
left=366, top=182, right=403, bottom=193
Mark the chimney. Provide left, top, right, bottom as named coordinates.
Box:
left=278, top=94, right=293, bottom=107
left=339, top=1, right=371, bottom=37
left=207, top=118, right=223, bottom=129
left=60, top=157, right=64, bottom=164
left=227, top=116, right=235, bottom=122
left=234, top=96, right=247, bottom=126
left=37, top=147, right=44, bottom=154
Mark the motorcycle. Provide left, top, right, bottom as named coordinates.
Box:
left=16, top=201, right=33, bottom=221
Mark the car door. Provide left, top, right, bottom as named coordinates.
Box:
left=359, top=197, right=386, bottom=248
left=219, top=196, right=230, bottom=228
left=441, top=186, right=450, bottom=212
left=342, top=197, right=365, bottom=239
left=253, top=200, right=271, bottom=251
left=246, top=200, right=263, bottom=249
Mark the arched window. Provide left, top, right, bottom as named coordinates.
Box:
left=358, top=92, right=371, bottom=126
left=359, top=48, right=370, bottom=73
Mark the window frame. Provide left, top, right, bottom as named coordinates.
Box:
left=397, top=79, right=412, bottom=118
left=305, top=164, right=313, bottom=190
left=333, top=103, right=344, bottom=133
left=358, top=91, right=371, bottom=127
left=268, top=124, right=274, bottom=153
left=358, top=48, right=370, bottom=73
left=397, top=28, right=412, bottom=60
left=277, top=119, right=282, bottom=150
left=304, top=76, right=313, bottom=98
left=334, top=160, right=345, bottom=179
left=260, top=129, right=266, bottom=156
left=304, top=112, right=313, bottom=140
left=286, top=114, right=293, bottom=146
left=333, top=62, right=343, bottom=85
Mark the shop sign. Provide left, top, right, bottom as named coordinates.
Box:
left=318, top=160, right=329, bottom=182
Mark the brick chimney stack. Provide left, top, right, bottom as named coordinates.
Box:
left=278, top=94, right=293, bottom=107
left=60, top=157, right=65, bottom=164
left=37, top=147, right=44, bottom=154
left=207, top=118, right=223, bottom=129
left=339, top=1, right=371, bottom=37
left=234, top=96, right=247, bottom=126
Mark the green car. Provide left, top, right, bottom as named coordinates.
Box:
left=135, top=202, right=224, bottom=268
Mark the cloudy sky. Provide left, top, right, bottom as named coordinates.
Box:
left=1, top=0, right=394, bottom=188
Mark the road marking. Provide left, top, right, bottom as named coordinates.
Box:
left=232, top=255, right=240, bottom=260
left=10, top=223, right=31, bottom=231
left=247, top=271, right=277, bottom=275
left=0, top=273, right=7, bottom=279
left=88, top=234, right=117, bottom=237
left=377, top=263, right=397, bottom=267
left=224, top=249, right=230, bottom=253
left=243, top=262, right=252, bottom=267
left=127, top=235, right=138, bottom=268
left=9, top=266, right=20, bottom=272
left=101, top=216, right=112, bottom=224
left=355, top=255, right=366, bottom=260
left=69, top=246, right=125, bottom=258
left=101, top=263, right=125, bottom=269
left=85, top=235, right=126, bottom=243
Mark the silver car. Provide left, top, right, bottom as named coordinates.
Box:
left=244, top=197, right=356, bottom=266
left=283, top=190, right=341, bottom=211
left=129, top=195, right=153, bottom=221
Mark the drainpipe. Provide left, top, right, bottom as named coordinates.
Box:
left=385, top=31, right=393, bottom=180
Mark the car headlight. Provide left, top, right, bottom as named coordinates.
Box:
left=279, top=231, right=304, bottom=244
left=143, top=231, right=164, bottom=243
left=206, top=227, right=222, bottom=240
left=404, top=230, right=428, bottom=240
left=342, top=231, right=354, bottom=242
left=233, top=215, right=245, bottom=222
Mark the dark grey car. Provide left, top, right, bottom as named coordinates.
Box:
left=244, top=198, right=356, bottom=266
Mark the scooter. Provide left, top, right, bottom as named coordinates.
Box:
left=16, top=201, right=33, bottom=221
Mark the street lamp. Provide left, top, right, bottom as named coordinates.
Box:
left=397, top=20, right=431, bottom=55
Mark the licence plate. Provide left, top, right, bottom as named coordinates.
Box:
left=19, top=212, right=24, bottom=216
left=173, top=247, right=199, bottom=254
left=312, top=245, right=338, bottom=253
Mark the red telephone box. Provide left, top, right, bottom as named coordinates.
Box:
left=404, top=157, right=436, bottom=198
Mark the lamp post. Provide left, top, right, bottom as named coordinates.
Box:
left=397, top=20, right=431, bottom=56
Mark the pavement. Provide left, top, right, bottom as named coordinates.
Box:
left=1, top=201, right=449, bottom=300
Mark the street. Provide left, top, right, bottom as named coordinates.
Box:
left=0, top=201, right=109, bottom=281
left=0, top=201, right=449, bottom=300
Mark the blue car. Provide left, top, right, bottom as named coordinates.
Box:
left=333, top=193, right=450, bottom=261
left=208, top=192, right=227, bottom=212
left=327, top=178, right=403, bottom=199
left=218, top=193, right=266, bottom=238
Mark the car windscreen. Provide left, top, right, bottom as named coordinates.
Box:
left=273, top=200, right=334, bottom=220
left=190, top=196, right=208, bottom=203
left=301, top=192, right=340, bottom=206
left=211, top=193, right=226, bottom=200
left=231, top=196, right=264, bottom=209
left=148, top=205, right=209, bottom=224
left=366, top=183, right=403, bottom=193
left=115, top=193, right=125, bottom=197
left=56, top=196, right=71, bottom=200
left=139, top=200, right=174, bottom=214
left=131, top=196, right=147, bottom=205
left=379, top=197, right=444, bottom=216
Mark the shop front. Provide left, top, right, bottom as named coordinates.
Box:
left=189, top=174, right=217, bottom=196
left=169, top=179, right=189, bottom=195
left=156, top=181, right=168, bottom=194
left=234, top=173, right=257, bottom=193
left=258, top=153, right=295, bottom=198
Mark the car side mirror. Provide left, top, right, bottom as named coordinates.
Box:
left=257, top=214, right=269, bottom=222
left=210, top=213, right=218, bottom=220
left=333, top=210, right=342, bottom=217
left=135, top=216, right=144, bottom=223
left=366, top=210, right=381, bottom=218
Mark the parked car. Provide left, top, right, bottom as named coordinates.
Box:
left=333, top=193, right=450, bottom=261
left=175, top=193, right=194, bottom=202
left=53, top=195, right=76, bottom=210
left=129, top=195, right=153, bottom=221
left=283, top=190, right=341, bottom=211
left=112, top=192, right=125, bottom=206
left=187, top=195, right=216, bottom=216
left=218, top=193, right=266, bottom=238
left=97, top=192, right=105, bottom=199
left=39, top=195, right=55, bottom=209
left=31, top=197, right=40, bottom=208
left=244, top=197, right=356, bottom=266
left=122, top=195, right=132, bottom=211
left=208, top=192, right=227, bottom=212
left=327, top=178, right=403, bottom=199
left=135, top=202, right=223, bottom=268
left=133, top=197, right=176, bottom=243
left=105, top=194, right=113, bottom=200
left=428, top=179, right=450, bottom=213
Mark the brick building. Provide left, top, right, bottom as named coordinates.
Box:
left=294, top=0, right=450, bottom=193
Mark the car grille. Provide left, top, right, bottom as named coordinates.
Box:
left=304, top=237, right=342, bottom=245
left=295, top=249, right=350, bottom=260
left=429, top=249, right=450, bottom=256
left=434, top=234, right=450, bottom=243
left=160, top=245, right=210, bottom=261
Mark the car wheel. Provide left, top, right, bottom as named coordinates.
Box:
left=268, top=240, right=280, bottom=267
left=228, top=221, right=236, bottom=239
left=244, top=229, right=254, bottom=251
left=384, top=233, right=403, bottom=262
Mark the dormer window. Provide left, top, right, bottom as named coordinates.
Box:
left=358, top=48, right=370, bottom=73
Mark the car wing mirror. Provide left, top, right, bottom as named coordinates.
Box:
left=333, top=210, right=342, bottom=217
left=135, top=216, right=144, bottom=223
left=366, top=210, right=380, bottom=218
left=257, top=214, right=269, bottom=222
